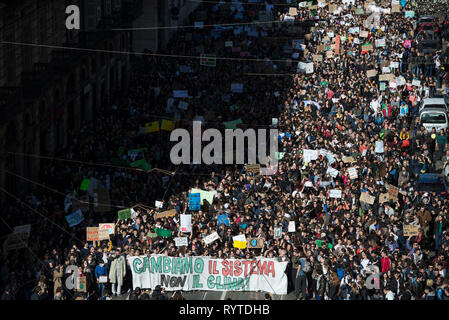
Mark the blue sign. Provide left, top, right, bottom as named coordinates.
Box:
left=65, top=209, right=84, bottom=227
left=189, top=193, right=201, bottom=211
left=217, top=214, right=230, bottom=227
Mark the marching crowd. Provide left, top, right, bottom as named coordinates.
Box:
left=2, top=0, right=449, bottom=301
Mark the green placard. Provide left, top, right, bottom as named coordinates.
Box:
left=316, top=240, right=323, bottom=248
left=118, top=208, right=131, bottom=221
left=80, top=179, right=90, bottom=191
left=155, top=228, right=172, bottom=238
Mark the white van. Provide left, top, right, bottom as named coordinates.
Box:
left=420, top=98, right=449, bottom=112
left=420, top=108, right=449, bottom=132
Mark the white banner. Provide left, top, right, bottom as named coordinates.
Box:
left=128, top=255, right=288, bottom=294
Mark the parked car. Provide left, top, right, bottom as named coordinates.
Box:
left=419, top=107, right=449, bottom=132
left=416, top=174, right=449, bottom=197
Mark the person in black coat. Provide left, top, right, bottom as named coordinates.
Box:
left=0, top=286, right=14, bottom=300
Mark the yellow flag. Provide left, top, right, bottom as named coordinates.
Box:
left=108, top=240, right=112, bottom=252
left=161, top=120, right=175, bottom=131
left=233, top=240, right=247, bottom=249
left=146, top=121, right=160, bottom=133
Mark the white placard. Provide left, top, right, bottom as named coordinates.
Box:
left=175, top=237, right=188, bottom=247
left=326, top=167, right=339, bottom=178
left=288, top=221, right=296, bottom=232
left=233, top=234, right=246, bottom=242
left=390, top=62, right=399, bottom=69
left=99, top=276, right=108, bottom=283
left=155, top=201, right=163, bottom=208
left=303, top=149, right=319, bottom=163
left=203, top=232, right=220, bottom=245
left=375, top=140, right=384, bottom=153
left=180, top=214, right=192, bottom=233
left=348, top=167, right=358, bottom=179
left=225, top=41, right=233, bottom=47
left=330, top=189, right=342, bottom=198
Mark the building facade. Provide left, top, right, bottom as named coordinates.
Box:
left=0, top=0, right=144, bottom=200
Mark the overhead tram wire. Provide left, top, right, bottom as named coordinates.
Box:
left=112, top=19, right=284, bottom=31
left=1, top=168, right=130, bottom=210
left=185, top=0, right=295, bottom=5
left=0, top=41, right=301, bottom=64
left=6, top=151, right=222, bottom=177
left=0, top=186, right=85, bottom=244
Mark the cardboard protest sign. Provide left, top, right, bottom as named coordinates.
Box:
left=77, top=276, right=87, bottom=292
left=330, top=189, right=342, bottom=198
left=379, top=74, right=392, bottom=82
left=247, top=238, right=264, bottom=249
left=313, top=55, right=323, bottom=62
left=379, top=193, right=390, bottom=204
left=245, top=164, right=260, bottom=174
left=367, top=69, right=377, bottom=78
left=98, top=229, right=110, bottom=241
left=360, top=192, right=375, bottom=205
left=342, top=156, right=355, bottom=163
left=392, top=4, right=400, bottom=12
left=386, top=184, right=399, bottom=201
left=154, top=209, right=177, bottom=220
left=86, top=227, right=99, bottom=241
left=175, top=237, right=188, bottom=247
left=362, top=44, right=373, bottom=51
left=99, top=223, right=115, bottom=235
left=203, top=232, right=220, bottom=245
left=328, top=4, right=337, bottom=12
left=375, top=38, right=386, bottom=47
left=360, top=30, right=368, bottom=38
left=289, top=7, right=298, bottom=16
left=403, top=224, right=419, bottom=237
left=348, top=167, right=358, bottom=179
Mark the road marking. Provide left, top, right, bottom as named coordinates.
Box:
left=220, top=291, right=227, bottom=300
left=203, top=291, right=208, bottom=300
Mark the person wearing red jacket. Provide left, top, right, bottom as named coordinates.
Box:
left=381, top=251, right=391, bottom=273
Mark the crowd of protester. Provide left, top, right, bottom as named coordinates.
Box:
left=1, top=0, right=449, bottom=301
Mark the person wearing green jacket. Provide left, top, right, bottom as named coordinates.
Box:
left=436, top=129, right=447, bottom=151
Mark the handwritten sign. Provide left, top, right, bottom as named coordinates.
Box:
left=86, top=227, right=99, bottom=241
left=330, top=189, right=342, bottom=198
left=360, top=192, right=375, bottom=205
left=403, top=224, right=419, bottom=237
left=154, top=209, right=177, bottom=220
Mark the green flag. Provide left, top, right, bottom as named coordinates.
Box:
left=80, top=179, right=90, bottom=191
left=130, top=159, right=152, bottom=171
left=328, top=243, right=333, bottom=250
left=156, top=228, right=172, bottom=238
left=316, top=240, right=323, bottom=248
left=118, top=208, right=131, bottom=221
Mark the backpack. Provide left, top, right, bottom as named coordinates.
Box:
left=337, top=267, right=346, bottom=280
